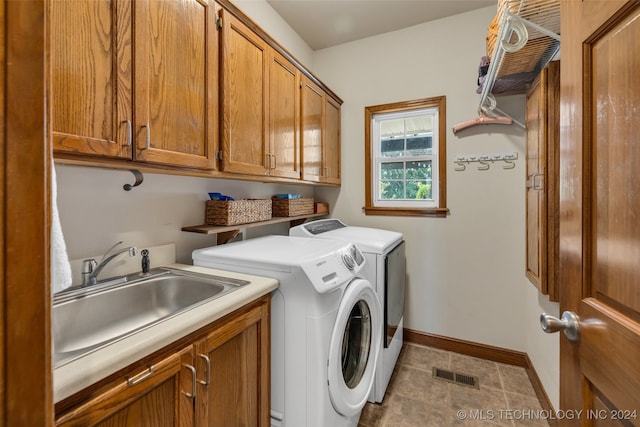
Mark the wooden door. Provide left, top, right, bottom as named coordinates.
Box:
left=220, top=9, right=269, bottom=176
left=300, top=76, right=324, bottom=182
left=269, top=50, right=300, bottom=179
left=55, top=347, right=195, bottom=427
left=3, top=1, right=53, bottom=424
left=134, top=0, right=217, bottom=170
left=323, top=96, right=341, bottom=184
left=50, top=0, right=132, bottom=159
left=558, top=0, right=640, bottom=421
left=196, top=298, right=270, bottom=427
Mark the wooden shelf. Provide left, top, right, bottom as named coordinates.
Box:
left=182, top=213, right=328, bottom=244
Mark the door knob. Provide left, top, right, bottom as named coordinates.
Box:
left=540, top=311, right=580, bottom=342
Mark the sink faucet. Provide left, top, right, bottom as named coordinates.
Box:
left=82, top=241, right=138, bottom=287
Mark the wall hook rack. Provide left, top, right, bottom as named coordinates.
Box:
left=123, top=169, right=144, bottom=191
left=454, top=152, right=518, bottom=171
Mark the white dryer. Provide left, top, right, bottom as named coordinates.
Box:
left=192, top=236, right=382, bottom=427
left=290, top=219, right=405, bottom=403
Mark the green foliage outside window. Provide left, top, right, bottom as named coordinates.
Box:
left=380, top=161, right=432, bottom=200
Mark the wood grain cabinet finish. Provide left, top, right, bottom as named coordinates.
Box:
left=55, top=346, right=195, bottom=427
left=55, top=295, right=271, bottom=427
left=525, top=61, right=559, bottom=301
left=324, top=96, right=341, bottom=184
left=300, top=76, right=341, bottom=185
left=51, top=0, right=218, bottom=169
left=133, top=0, right=218, bottom=169
left=50, top=0, right=132, bottom=159
left=195, top=298, right=270, bottom=427
left=219, top=10, right=301, bottom=179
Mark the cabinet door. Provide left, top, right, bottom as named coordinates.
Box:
left=55, top=347, right=195, bottom=427
left=133, top=0, right=218, bottom=170
left=300, top=76, right=324, bottom=182
left=525, top=77, right=545, bottom=290
left=269, top=50, right=300, bottom=179
left=220, top=10, right=269, bottom=176
left=196, top=297, right=270, bottom=427
left=323, top=96, right=341, bottom=184
left=50, top=0, right=132, bottom=159
left=525, top=61, right=559, bottom=301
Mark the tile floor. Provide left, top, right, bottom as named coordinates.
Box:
left=358, top=343, right=550, bottom=427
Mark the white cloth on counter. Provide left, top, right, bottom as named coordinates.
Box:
left=50, top=161, right=72, bottom=294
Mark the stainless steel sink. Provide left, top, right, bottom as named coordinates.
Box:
left=52, top=268, right=249, bottom=367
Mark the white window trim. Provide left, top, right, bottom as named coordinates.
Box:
left=371, top=107, right=439, bottom=208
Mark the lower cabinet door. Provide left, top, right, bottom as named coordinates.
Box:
left=55, top=346, right=195, bottom=427
left=196, top=298, right=270, bottom=427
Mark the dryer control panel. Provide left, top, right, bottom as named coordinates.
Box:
left=300, top=243, right=365, bottom=293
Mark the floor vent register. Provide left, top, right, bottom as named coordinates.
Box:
left=432, top=367, right=480, bottom=389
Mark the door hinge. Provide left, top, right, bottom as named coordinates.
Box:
left=216, top=149, right=222, bottom=161
left=216, top=16, right=223, bottom=30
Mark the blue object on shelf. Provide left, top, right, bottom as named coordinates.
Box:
left=275, top=194, right=301, bottom=199
left=208, top=192, right=235, bottom=201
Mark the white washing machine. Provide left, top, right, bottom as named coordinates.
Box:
left=290, top=219, right=405, bottom=403
left=192, top=236, right=382, bottom=427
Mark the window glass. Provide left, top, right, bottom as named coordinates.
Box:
left=364, top=96, right=447, bottom=217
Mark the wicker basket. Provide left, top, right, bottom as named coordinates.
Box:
left=205, top=199, right=272, bottom=226
left=271, top=197, right=314, bottom=217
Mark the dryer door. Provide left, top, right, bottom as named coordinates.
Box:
left=327, top=278, right=382, bottom=416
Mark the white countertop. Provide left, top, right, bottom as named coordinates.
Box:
left=53, top=263, right=278, bottom=403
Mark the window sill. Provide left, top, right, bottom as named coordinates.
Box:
left=363, top=206, right=449, bottom=218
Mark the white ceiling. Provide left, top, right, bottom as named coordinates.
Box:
left=266, top=0, right=497, bottom=50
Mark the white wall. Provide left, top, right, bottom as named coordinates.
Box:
left=54, top=1, right=560, bottom=409
left=310, top=6, right=560, bottom=408
left=55, top=165, right=314, bottom=264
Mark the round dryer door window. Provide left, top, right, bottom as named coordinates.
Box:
left=327, top=278, right=382, bottom=417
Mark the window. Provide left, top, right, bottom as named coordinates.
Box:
left=364, top=96, right=448, bottom=217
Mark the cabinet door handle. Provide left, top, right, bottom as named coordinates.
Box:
left=526, top=173, right=544, bottom=189
left=533, top=173, right=544, bottom=190
left=122, top=120, right=132, bottom=147
left=527, top=173, right=544, bottom=190
left=141, top=124, right=151, bottom=150
left=127, top=365, right=154, bottom=386
left=272, top=154, right=277, bottom=170
left=197, top=354, right=211, bottom=386
left=265, top=154, right=271, bottom=170
left=182, top=364, right=196, bottom=399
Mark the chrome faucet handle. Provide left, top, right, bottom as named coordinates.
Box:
left=81, top=259, right=97, bottom=286
left=81, top=259, right=97, bottom=273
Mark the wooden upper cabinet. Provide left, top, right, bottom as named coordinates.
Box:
left=300, top=76, right=324, bottom=182
left=300, top=76, right=341, bottom=184
left=51, top=0, right=218, bottom=169
left=55, top=346, right=195, bottom=427
left=219, top=9, right=270, bottom=176
left=50, top=0, right=132, bottom=159
left=324, top=96, right=341, bottom=184
left=133, top=0, right=218, bottom=169
left=269, top=50, right=301, bottom=179
left=525, top=61, right=559, bottom=301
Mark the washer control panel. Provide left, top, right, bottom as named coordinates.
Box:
left=301, top=243, right=366, bottom=293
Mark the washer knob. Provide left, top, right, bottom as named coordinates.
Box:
left=342, top=253, right=356, bottom=270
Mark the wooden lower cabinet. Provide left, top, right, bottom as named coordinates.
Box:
left=55, top=295, right=270, bottom=427
left=55, top=346, right=195, bottom=427
left=195, top=298, right=270, bottom=427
